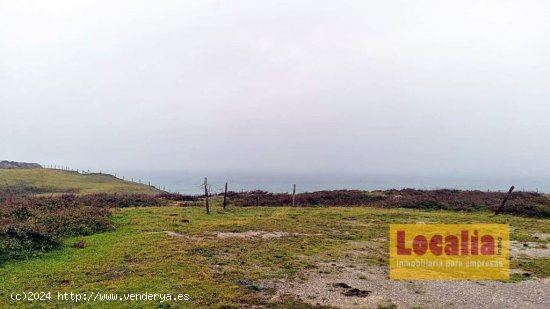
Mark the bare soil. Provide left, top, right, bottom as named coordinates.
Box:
left=275, top=262, right=550, bottom=309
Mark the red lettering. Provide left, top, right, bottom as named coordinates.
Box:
left=429, top=235, right=443, bottom=256
left=395, top=229, right=497, bottom=257
left=413, top=235, right=428, bottom=255
left=480, top=235, right=495, bottom=255
left=397, top=231, right=411, bottom=255
left=445, top=235, right=459, bottom=255
left=471, top=230, right=479, bottom=255
left=461, top=230, right=469, bottom=256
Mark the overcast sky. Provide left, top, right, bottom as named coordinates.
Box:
left=1, top=0, right=549, bottom=180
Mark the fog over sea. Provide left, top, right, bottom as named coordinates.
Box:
left=114, top=170, right=549, bottom=195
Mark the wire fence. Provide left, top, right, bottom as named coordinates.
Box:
left=42, top=164, right=168, bottom=192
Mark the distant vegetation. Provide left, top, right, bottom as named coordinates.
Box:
left=0, top=169, right=160, bottom=195
left=0, top=160, right=42, bottom=169
left=221, top=189, right=550, bottom=218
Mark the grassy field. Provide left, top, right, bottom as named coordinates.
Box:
left=0, top=169, right=159, bottom=195
left=1, top=205, right=549, bottom=308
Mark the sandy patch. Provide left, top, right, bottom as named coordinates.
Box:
left=511, top=241, right=550, bottom=258
left=276, top=262, right=550, bottom=309
left=532, top=233, right=550, bottom=241
left=276, top=236, right=549, bottom=309
left=147, top=230, right=310, bottom=240
left=146, top=231, right=185, bottom=237
left=146, top=231, right=204, bottom=241
left=161, top=231, right=185, bottom=237
left=215, top=230, right=306, bottom=239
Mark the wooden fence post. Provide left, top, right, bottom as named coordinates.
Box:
left=292, top=184, right=296, bottom=207
left=204, top=177, right=210, bottom=214
left=223, top=182, right=228, bottom=209
left=495, top=186, right=515, bottom=215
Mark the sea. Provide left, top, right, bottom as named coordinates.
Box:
left=113, top=170, right=549, bottom=195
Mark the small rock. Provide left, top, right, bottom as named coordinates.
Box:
left=342, top=288, right=371, bottom=297
left=236, top=280, right=271, bottom=292
left=332, top=282, right=352, bottom=289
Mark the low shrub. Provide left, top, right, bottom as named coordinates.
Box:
left=0, top=227, right=61, bottom=263
left=0, top=192, right=199, bottom=263
left=220, top=189, right=550, bottom=218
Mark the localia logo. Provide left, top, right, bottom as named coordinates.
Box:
left=389, top=224, right=509, bottom=280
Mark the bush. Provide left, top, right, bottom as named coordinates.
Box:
left=221, top=189, right=550, bottom=218
left=0, top=192, right=198, bottom=263
left=0, top=227, right=61, bottom=263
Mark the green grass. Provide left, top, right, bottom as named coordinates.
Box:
left=511, top=258, right=550, bottom=278
left=0, top=206, right=549, bottom=308
left=0, top=169, right=159, bottom=195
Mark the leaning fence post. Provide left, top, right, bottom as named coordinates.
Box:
left=495, top=186, right=515, bottom=215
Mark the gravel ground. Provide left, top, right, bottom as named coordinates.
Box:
left=276, top=262, right=550, bottom=309
left=276, top=235, right=550, bottom=309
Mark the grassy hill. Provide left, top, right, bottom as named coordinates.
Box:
left=0, top=169, right=160, bottom=195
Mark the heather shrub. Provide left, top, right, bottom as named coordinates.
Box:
left=156, top=192, right=198, bottom=202
left=223, top=189, right=550, bottom=218
left=0, top=227, right=61, bottom=263
left=0, top=192, right=196, bottom=263
left=0, top=194, right=132, bottom=264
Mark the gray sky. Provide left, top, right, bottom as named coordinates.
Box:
left=1, top=0, right=549, bottom=180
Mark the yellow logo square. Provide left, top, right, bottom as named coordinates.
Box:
left=389, top=224, right=509, bottom=280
